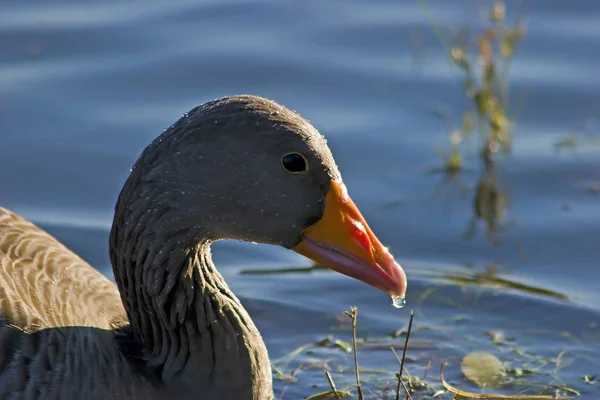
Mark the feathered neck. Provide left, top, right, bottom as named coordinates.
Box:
left=108, top=200, right=272, bottom=397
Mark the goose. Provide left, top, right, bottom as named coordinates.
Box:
left=0, top=95, right=407, bottom=399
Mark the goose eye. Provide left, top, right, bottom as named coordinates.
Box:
left=281, top=153, right=308, bottom=174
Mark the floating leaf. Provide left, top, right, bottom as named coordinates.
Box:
left=441, top=364, right=571, bottom=399
left=305, top=390, right=352, bottom=399
left=333, top=339, right=352, bottom=354
left=272, top=367, right=296, bottom=382
left=461, top=350, right=503, bottom=387
left=451, top=316, right=470, bottom=324
left=485, top=330, right=516, bottom=345
left=315, top=336, right=332, bottom=347
left=507, top=367, right=534, bottom=377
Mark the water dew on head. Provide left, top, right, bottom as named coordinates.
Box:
left=392, top=296, right=406, bottom=309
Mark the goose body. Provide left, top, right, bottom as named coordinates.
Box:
left=0, top=95, right=406, bottom=399
left=0, top=208, right=153, bottom=399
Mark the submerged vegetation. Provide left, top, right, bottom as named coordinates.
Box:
left=244, top=258, right=593, bottom=398
left=267, top=301, right=588, bottom=399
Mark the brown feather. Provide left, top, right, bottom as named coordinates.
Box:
left=0, top=207, right=126, bottom=332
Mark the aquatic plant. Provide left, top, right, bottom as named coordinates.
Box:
left=425, top=0, right=526, bottom=172
left=267, top=298, right=582, bottom=399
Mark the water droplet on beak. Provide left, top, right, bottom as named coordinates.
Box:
left=392, top=296, right=406, bottom=309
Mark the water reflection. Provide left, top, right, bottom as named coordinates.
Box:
left=434, top=142, right=513, bottom=245
left=462, top=144, right=511, bottom=244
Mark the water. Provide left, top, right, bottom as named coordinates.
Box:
left=1, top=0, right=599, bottom=398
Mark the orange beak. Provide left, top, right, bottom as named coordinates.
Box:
left=292, top=181, right=407, bottom=301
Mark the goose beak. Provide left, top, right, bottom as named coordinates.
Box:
left=292, top=180, right=407, bottom=300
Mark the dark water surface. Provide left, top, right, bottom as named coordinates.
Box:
left=1, top=0, right=599, bottom=398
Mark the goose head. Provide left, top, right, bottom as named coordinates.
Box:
left=120, top=94, right=407, bottom=301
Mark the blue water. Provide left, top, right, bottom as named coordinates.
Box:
left=1, top=0, right=599, bottom=398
